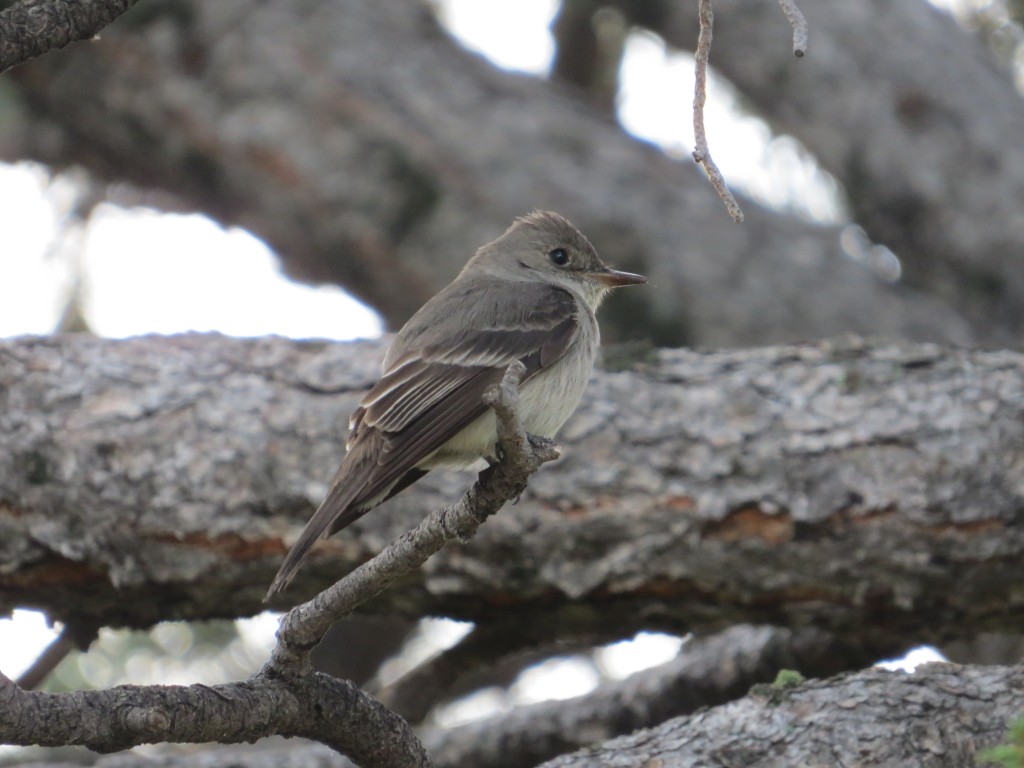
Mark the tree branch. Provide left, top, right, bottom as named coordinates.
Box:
left=377, top=620, right=589, bottom=723
left=8, top=659, right=1022, bottom=767
left=631, top=0, right=1024, bottom=345
left=0, top=0, right=141, bottom=74
left=690, top=0, right=807, bottom=217
left=0, top=667, right=425, bottom=765
left=0, top=0, right=977, bottom=347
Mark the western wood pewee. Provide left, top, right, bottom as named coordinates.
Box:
left=267, top=211, right=645, bottom=598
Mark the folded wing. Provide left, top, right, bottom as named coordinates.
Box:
left=266, top=279, right=579, bottom=598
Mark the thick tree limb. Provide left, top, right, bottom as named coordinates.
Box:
left=0, top=0, right=141, bottom=74
left=0, top=0, right=975, bottom=347
left=2, top=334, right=1023, bottom=657
left=536, top=663, right=1024, bottom=768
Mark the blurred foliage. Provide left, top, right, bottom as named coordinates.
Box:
left=957, top=0, right=1024, bottom=83
left=980, top=718, right=1024, bottom=768
left=41, top=619, right=270, bottom=693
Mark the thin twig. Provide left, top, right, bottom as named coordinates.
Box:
left=15, top=623, right=97, bottom=691
left=777, top=0, right=808, bottom=57
left=692, top=0, right=744, bottom=223
left=267, top=361, right=559, bottom=675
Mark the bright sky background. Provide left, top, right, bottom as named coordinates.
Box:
left=0, top=0, right=960, bottom=710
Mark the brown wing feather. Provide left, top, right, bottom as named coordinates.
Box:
left=266, top=281, right=580, bottom=599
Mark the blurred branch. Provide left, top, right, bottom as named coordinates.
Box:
left=312, top=615, right=417, bottom=686
left=6, top=662, right=1024, bottom=767
left=0, top=0, right=141, bottom=74
left=424, top=625, right=867, bottom=768
left=15, top=622, right=98, bottom=691
left=628, top=0, right=1024, bottom=345
left=378, top=621, right=598, bottom=724
left=551, top=4, right=627, bottom=114
left=0, top=0, right=978, bottom=347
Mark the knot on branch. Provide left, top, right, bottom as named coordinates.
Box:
left=123, top=705, right=171, bottom=734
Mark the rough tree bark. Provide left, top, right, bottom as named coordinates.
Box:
left=536, top=663, right=1024, bottom=768
left=2, top=334, right=1022, bottom=659
left=0, top=0, right=976, bottom=347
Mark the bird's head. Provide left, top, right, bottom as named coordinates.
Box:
left=466, top=210, right=646, bottom=308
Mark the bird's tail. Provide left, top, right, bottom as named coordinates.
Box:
left=264, top=480, right=369, bottom=601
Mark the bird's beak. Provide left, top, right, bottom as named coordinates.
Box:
left=593, top=267, right=647, bottom=288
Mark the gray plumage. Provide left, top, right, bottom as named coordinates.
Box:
left=266, top=211, right=645, bottom=599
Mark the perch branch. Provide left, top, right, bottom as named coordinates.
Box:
left=0, top=667, right=427, bottom=767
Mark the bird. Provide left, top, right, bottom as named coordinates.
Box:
left=266, top=211, right=646, bottom=599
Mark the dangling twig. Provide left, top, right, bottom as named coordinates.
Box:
left=778, top=0, right=808, bottom=57
left=692, top=0, right=744, bottom=223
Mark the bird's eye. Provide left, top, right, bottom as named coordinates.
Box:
left=548, top=248, right=569, bottom=266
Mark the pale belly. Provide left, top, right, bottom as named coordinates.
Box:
left=421, top=339, right=597, bottom=471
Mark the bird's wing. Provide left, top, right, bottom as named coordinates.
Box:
left=266, top=280, right=580, bottom=598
